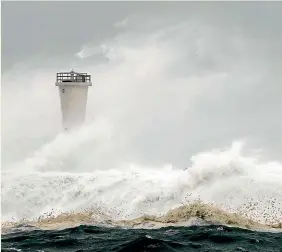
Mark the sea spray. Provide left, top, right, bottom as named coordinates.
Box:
left=2, top=136, right=282, bottom=228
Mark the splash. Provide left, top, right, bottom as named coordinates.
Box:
left=2, top=129, right=282, bottom=231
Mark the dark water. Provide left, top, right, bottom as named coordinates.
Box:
left=1, top=225, right=282, bottom=252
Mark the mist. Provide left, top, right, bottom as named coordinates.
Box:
left=2, top=2, right=282, bottom=170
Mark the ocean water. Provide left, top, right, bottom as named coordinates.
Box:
left=2, top=225, right=282, bottom=252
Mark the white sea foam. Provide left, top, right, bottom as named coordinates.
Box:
left=2, top=125, right=281, bottom=227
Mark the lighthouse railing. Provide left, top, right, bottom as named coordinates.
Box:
left=56, top=72, right=91, bottom=83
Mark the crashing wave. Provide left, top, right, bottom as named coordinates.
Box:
left=2, top=202, right=281, bottom=234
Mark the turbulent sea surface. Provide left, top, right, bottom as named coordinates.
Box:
left=2, top=224, right=282, bottom=252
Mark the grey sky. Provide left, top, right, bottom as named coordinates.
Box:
left=2, top=2, right=282, bottom=169
left=3, top=2, right=281, bottom=71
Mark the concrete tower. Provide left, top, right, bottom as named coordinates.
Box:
left=55, top=70, right=92, bottom=131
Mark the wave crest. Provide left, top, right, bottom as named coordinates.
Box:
left=2, top=202, right=281, bottom=234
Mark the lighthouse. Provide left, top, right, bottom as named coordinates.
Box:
left=55, top=70, right=92, bottom=131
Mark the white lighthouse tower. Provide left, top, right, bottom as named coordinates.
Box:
left=55, top=70, right=92, bottom=131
